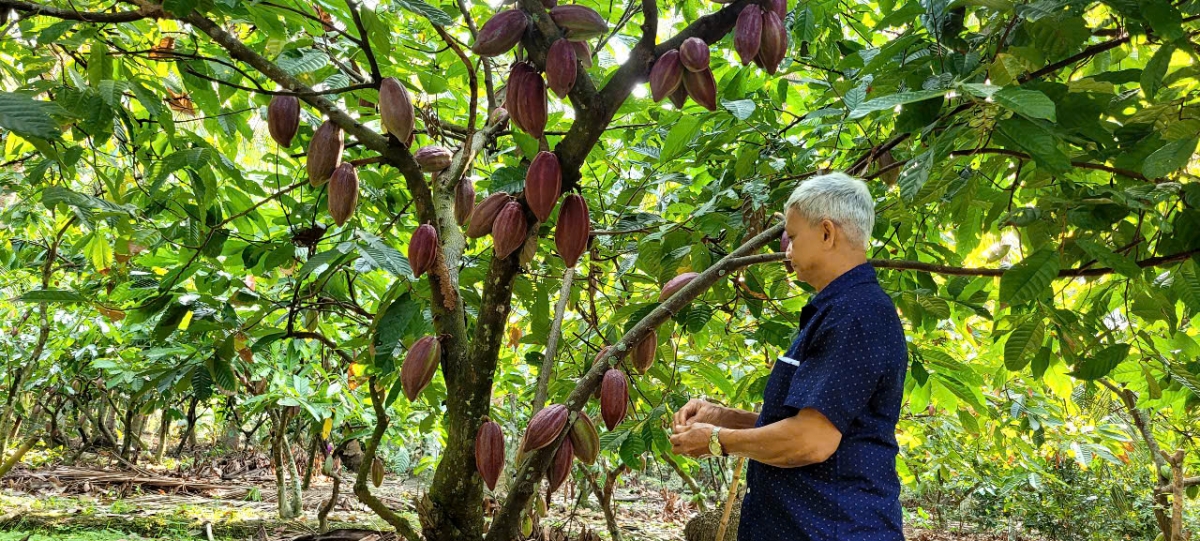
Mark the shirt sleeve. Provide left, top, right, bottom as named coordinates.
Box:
left=784, top=314, right=888, bottom=434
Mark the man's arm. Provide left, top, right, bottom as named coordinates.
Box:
left=673, top=399, right=759, bottom=430
left=721, top=408, right=841, bottom=467
left=713, top=406, right=760, bottom=429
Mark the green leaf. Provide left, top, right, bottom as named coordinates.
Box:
left=721, top=99, right=756, bottom=120
left=206, top=355, right=237, bottom=391
left=618, top=428, right=647, bottom=469
left=1141, top=44, right=1174, bottom=99
left=1176, top=261, right=1200, bottom=312
left=1143, top=137, right=1198, bottom=179
left=1076, top=240, right=1141, bottom=279
left=393, top=0, right=454, bottom=26
left=999, top=249, right=1061, bottom=305
left=296, top=243, right=355, bottom=282
left=993, top=87, right=1056, bottom=121
left=0, top=92, right=62, bottom=140
left=660, top=114, right=702, bottom=163
left=849, top=90, right=948, bottom=119
left=275, top=48, right=329, bottom=76
left=1004, top=319, right=1044, bottom=371
left=18, top=289, right=88, bottom=303
left=357, top=232, right=414, bottom=279
left=1069, top=344, right=1130, bottom=380
left=162, top=0, right=197, bottom=16
left=898, top=150, right=933, bottom=201
left=36, top=21, right=76, bottom=44
left=995, top=117, right=1070, bottom=173
left=372, top=293, right=419, bottom=374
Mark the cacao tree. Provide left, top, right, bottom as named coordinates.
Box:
left=1, top=0, right=1200, bottom=540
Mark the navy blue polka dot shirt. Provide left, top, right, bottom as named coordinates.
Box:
left=739, top=263, right=907, bottom=541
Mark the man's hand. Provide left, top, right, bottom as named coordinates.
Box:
left=672, top=399, right=723, bottom=431
left=669, top=422, right=715, bottom=458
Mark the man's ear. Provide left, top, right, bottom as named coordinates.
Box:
left=821, top=219, right=837, bottom=248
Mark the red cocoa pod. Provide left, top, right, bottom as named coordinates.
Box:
left=679, top=37, right=710, bottom=72
left=380, top=77, right=414, bottom=145
left=568, top=411, right=600, bottom=465
left=548, top=438, right=573, bottom=493
left=600, top=369, right=627, bottom=430
left=659, top=271, right=699, bottom=302
left=522, top=403, right=569, bottom=452
left=409, top=224, right=438, bottom=278
left=546, top=39, right=578, bottom=99
left=489, top=106, right=510, bottom=127
left=476, top=419, right=505, bottom=491
left=454, top=179, right=476, bottom=226
left=307, top=120, right=344, bottom=186
left=414, top=146, right=452, bottom=172
left=491, top=201, right=528, bottom=259
left=668, top=84, right=688, bottom=108
left=734, top=5, right=763, bottom=66
left=472, top=9, right=528, bottom=57
left=526, top=151, right=562, bottom=222
left=780, top=229, right=793, bottom=272
left=541, top=0, right=557, bottom=7
left=759, top=10, right=787, bottom=75
left=401, top=335, right=442, bottom=401
left=572, top=41, right=593, bottom=68
left=632, top=329, right=657, bottom=373
left=649, top=50, right=683, bottom=103
left=555, top=193, right=589, bottom=267
left=549, top=5, right=607, bottom=41
left=515, top=70, right=548, bottom=138
left=766, top=0, right=786, bottom=19
left=504, top=63, right=537, bottom=133
left=267, top=94, right=299, bottom=147
left=683, top=68, right=717, bottom=111
left=466, top=191, right=513, bottom=238
left=327, top=163, right=359, bottom=226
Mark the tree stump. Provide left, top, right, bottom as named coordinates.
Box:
left=684, top=500, right=741, bottom=541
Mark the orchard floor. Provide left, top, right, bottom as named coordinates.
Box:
left=0, top=456, right=1028, bottom=541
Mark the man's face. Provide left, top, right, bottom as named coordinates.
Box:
left=784, top=208, right=830, bottom=283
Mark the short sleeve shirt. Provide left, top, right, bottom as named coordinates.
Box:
left=738, top=263, right=907, bottom=541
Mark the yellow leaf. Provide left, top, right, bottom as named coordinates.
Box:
left=322, top=418, right=333, bottom=439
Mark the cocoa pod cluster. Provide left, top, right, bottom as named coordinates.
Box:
left=401, top=335, right=442, bottom=401
left=466, top=192, right=512, bottom=238
left=737, top=2, right=788, bottom=74
left=649, top=45, right=717, bottom=111
left=505, top=62, right=548, bottom=139
left=475, top=418, right=505, bottom=491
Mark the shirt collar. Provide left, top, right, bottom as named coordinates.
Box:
left=808, top=262, right=878, bottom=307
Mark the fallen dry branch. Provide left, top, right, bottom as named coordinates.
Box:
left=3, top=466, right=254, bottom=497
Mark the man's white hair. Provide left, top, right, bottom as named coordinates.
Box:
left=784, top=172, right=875, bottom=248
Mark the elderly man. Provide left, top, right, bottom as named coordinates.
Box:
left=669, top=172, right=907, bottom=541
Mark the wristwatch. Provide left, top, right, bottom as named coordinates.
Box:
left=708, top=426, right=725, bottom=457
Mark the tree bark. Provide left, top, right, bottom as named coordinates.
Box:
left=155, top=409, right=170, bottom=463
left=0, top=434, right=40, bottom=478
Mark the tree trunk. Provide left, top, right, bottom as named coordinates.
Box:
left=0, top=434, right=40, bottom=479
left=303, top=431, right=321, bottom=490
left=176, top=396, right=199, bottom=456
left=684, top=501, right=741, bottom=541
left=120, top=398, right=140, bottom=461
left=155, top=409, right=170, bottom=463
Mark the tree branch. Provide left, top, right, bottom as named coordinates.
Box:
left=285, top=331, right=354, bottom=365
left=485, top=222, right=785, bottom=541
left=0, top=0, right=159, bottom=22
left=353, top=379, right=422, bottom=540
left=1018, top=32, right=1130, bottom=84
left=345, top=0, right=381, bottom=82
